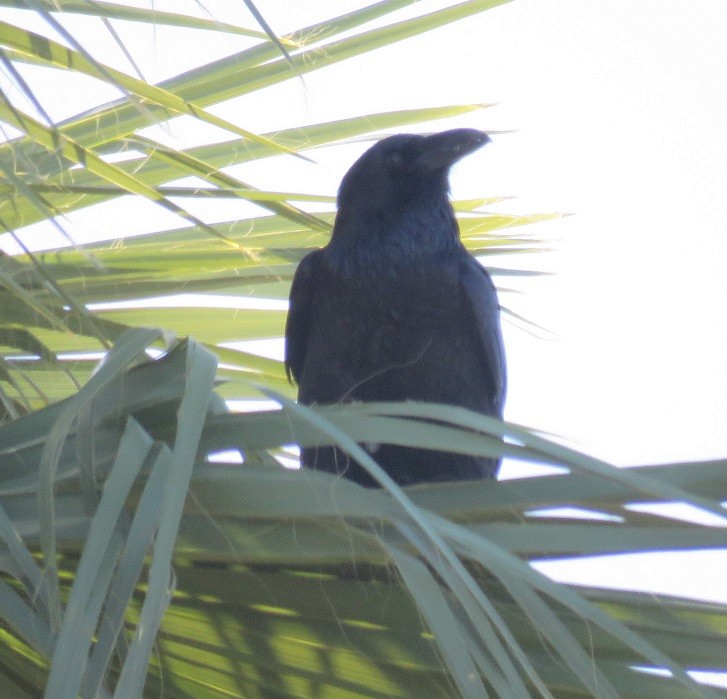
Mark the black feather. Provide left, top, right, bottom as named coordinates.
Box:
left=284, top=129, right=507, bottom=486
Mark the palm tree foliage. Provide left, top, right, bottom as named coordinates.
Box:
left=0, top=1, right=724, bottom=697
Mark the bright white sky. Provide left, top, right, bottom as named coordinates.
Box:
left=1, top=0, right=726, bottom=628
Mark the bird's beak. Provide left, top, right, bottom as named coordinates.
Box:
left=414, top=129, right=490, bottom=173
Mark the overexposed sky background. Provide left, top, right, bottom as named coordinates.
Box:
left=1, top=0, right=726, bottom=613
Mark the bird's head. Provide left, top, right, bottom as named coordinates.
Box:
left=336, top=128, right=490, bottom=217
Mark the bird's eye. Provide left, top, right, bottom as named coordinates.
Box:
left=385, top=152, right=404, bottom=170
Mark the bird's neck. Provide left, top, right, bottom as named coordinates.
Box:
left=327, top=198, right=460, bottom=274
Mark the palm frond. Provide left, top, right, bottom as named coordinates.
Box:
left=0, top=1, right=724, bottom=697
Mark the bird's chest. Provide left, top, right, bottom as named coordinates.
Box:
left=315, top=262, right=464, bottom=365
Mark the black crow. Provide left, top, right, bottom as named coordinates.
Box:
left=285, top=129, right=506, bottom=486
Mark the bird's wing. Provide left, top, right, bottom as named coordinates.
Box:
left=284, top=249, right=323, bottom=384
left=458, top=253, right=507, bottom=413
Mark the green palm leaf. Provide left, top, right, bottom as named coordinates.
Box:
left=0, top=1, right=724, bottom=697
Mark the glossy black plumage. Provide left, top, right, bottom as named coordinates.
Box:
left=285, top=129, right=506, bottom=486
